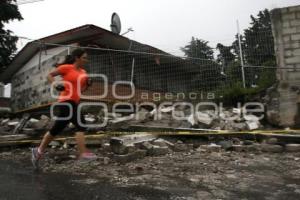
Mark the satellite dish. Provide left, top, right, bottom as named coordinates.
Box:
left=110, top=12, right=121, bottom=34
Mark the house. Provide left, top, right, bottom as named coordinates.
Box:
left=0, top=24, right=222, bottom=113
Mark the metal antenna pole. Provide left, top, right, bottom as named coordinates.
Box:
left=237, top=20, right=246, bottom=88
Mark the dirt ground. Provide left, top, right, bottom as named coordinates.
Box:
left=1, top=139, right=300, bottom=200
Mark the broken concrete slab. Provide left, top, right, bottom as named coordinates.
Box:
left=110, top=133, right=157, bottom=155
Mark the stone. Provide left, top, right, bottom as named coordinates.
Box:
left=244, top=114, right=260, bottom=121
left=266, top=137, right=278, bottom=145
left=152, top=138, right=173, bottom=147
left=232, top=145, right=246, bottom=152
left=245, top=144, right=261, bottom=152
left=173, top=143, right=188, bottom=152
left=243, top=140, right=254, bottom=146
left=195, top=112, right=213, bottom=125
left=261, top=144, right=283, bottom=153
left=150, top=146, right=169, bottom=156
left=246, top=121, right=260, bottom=130
left=199, top=144, right=222, bottom=152
left=113, top=150, right=147, bottom=163
left=218, top=141, right=233, bottom=150
left=285, top=144, right=300, bottom=152
left=49, top=141, right=61, bottom=148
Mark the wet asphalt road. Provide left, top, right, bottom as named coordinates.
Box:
left=0, top=160, right=182, bottom=200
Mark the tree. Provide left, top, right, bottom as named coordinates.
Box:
left=180, top=37, right=214, bottom=60
left=216, top=43, right=235, bottom=66
left=242, top=9, right=275, bottom=66
left=0, top=0, right=23, bottom=74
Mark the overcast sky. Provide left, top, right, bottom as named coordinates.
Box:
left=6, top=0, right=300, bottom=56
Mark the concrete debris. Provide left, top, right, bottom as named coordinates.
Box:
left=261, top=144, right=284, bottom=153
left=198, top=144, right=222, bottom=152
left=0, top=104, right=270, bottom=135
left=285, top=144, right=300, bottom=152
left=246, top=121, right=260, bottom=130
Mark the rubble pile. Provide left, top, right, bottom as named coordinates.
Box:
left=105, top=105, right=264, bottom=131
left=31, top=133, right=300, bottom=164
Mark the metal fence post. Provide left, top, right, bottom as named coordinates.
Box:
left=237, top=20, right=246, bottom=88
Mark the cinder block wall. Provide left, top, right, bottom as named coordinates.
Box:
left=11, top=47, right=68, bottom=112
left=270, top=5, right=300, bottom=127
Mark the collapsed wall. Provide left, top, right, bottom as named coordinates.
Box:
left=269, top=5, right=300, bottom=127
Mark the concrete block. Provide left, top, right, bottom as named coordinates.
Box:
left=285, top=50, right=293, bottom=57
left=261, top=144, right=284, bottom=153
left=284, top=43, right=300, bottom=49
left=286, top=56, right=300, bottom=64
left=283, top=35, right=291, bottom=43
left=290, top=20, right=300, bottom=27
left=283, top=21, right=290, bottom=28
left=285, top=144, right=300, bottom=152
left=282, top=13, right=296, bottom=20
left=283, top=27, right=297, bottom=35
left=289, top=6, right=300, bottom=12
left=291, top=34, right=300, bottom=41
left=293, top=49, right=300, bottom=56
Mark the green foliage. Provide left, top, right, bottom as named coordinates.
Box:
left=242, top=9, right=275, bottom=66
left=0, top=0, right=23, bottom=73
left=216, top=43, right=235, bottom=66
left=180, top=37, right=214, bottom=60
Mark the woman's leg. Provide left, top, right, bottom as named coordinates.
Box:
left=75, top=131, right=88, bottom=155
left=38, top=131, right=55, bottom=153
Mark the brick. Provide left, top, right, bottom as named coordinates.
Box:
left=282, top=13, right=296, bottom=20
left=290, top=20, right=300, bottom=27
left=283, top=27, right=297, bottom=35
left=291, top=34, right=300, bottom=41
